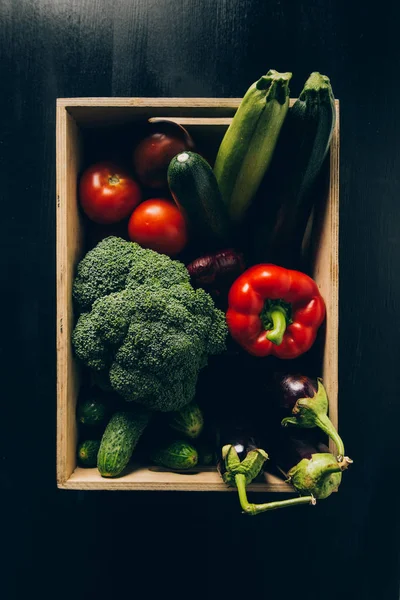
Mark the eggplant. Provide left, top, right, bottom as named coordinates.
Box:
left=273, top=373, right=352, bottom=465
left=270, top=429, right=351, bottom=499
left=270, top=429, right=329, bottom=475
left=217, top=422, right=261, bottom=477
left=218, top=422, right=315, bottom=516
left=288, top=453, right=348, bottom=500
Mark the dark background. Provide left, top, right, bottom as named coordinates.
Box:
left=1, top=1, right=399, bottom=599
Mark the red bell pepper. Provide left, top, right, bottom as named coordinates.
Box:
left=226, top=264, right=326, bottom=358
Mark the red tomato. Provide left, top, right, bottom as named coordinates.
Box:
left=128, top=198, right=188, bottom=256
left=79, top=162, right=142, bottom=224
left=133, top=121, right=195, bottom=189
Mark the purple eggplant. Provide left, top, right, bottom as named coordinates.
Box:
left=271, top=430, right=351, bottom=499
left=218, top=422, right=316, bottom=515
left=274, top=374, right=352, bottom=465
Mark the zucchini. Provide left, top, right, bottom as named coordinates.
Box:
left=214, top=69, right=292, bottom=223
left=167, top=151, right=231, bottom=248
left=77, top=439, right=101, bottom=467
left=152, top=440, right=198, bottom=470
left=97, top=409, right=150, bottom=477
left=168, top=402, right=204, bottom=439
left=250, top=72, right=336, bottom=268
left=77, top=396, right=110, bottom=427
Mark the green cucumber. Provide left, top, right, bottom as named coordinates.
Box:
left=77, top=396, right=110, bottom=427
left=97, top=409, right=150, bottom=477
left=77, top=440, right=101, bottom=467
left=167, top=151, right=231, bottom=248
left=152, top=440, right=198, bottom=470
left=168, top=402, right=204, bottom=439
left=214, top=69, right=292, bottom=223
left=197, top=441, right=215, bottom=466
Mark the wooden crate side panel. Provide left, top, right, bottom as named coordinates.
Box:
left=312, top=100, right=340, bottom=453
left=61, top=465, right=292, bottom=492
left=56, top=107, right=84, bottom=485
left=57, top=97, right=298, bottom=127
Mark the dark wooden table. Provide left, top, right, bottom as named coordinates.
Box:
left=2, top=1, right=399, bottom=599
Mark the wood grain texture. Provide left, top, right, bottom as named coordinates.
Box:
left=2, top=1, right=400, bottom=599
left=60, top=465, right=291, bottom=492
left=56, top=107, right=84, bottom=485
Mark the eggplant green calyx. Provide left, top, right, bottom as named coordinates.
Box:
left=222, top=444, right=268, bottom=486
left=281, top=378, right=350, bottom=464
left=287, top=452, right=344, bottom=500
left=222, top=444, right=316, bottom=516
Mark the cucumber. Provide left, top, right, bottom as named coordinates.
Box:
left=197, top=441, right=215, bottom=466
left=152, top=440, right=198, bottom=470
left=167, top=151, right=231, bottom=248
left=77, top=396, right=110, bottom=427
left=97, top=409, right=150, bottom=477
left=250, top=72, right=336, bottom=269
left=168, top=402, right=204, bottom=439
left=214, top=69, right=292, bottom=223
left=77, top=439, right=101, bottom=467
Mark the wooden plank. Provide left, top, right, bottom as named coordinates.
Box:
left=56, top=106, right=84, bottom=485
left=312, top=100, right=340, bottom=454
left=57, top=98, right=298, bottom=127
left=56, top=97, right=243, bottom=108
left=60, top=465, right=293, bottom=492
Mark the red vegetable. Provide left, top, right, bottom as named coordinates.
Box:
left=226, top=264, right=325, bottom=359
left=133, top=120, right=195, bottom=189
left=79, top=162, right=142, bottom=224
left=127, top=198, right=188, bottom=257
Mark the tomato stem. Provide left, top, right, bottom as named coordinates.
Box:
left=108, top=174, right=120, bottom=185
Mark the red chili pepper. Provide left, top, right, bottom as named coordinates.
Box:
left=226, top=264, right=326, bottom=359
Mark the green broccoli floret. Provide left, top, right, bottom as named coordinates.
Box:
left=72, top=237, right=227, bottom=412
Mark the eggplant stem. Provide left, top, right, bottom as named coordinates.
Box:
left=314, top=413, right=346, bottom=461
left=235, top=474, right=316, bottom=516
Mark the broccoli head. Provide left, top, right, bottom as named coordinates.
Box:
left=72, top=237, right=227, bottom=412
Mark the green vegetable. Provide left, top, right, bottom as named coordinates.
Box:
left=152, top=440, right=198, bottom=470
left=97, top=409, right=150, bottom=477
left=77, top=396, right=110, bottom=427
left=197, top=441, right=215, bottom=466
left=72, top=237, right=227, bottom=412
left=214, top=69, right=292, bottom=223
left=287, top=453, right=349, bottom=500
left=251, top=71, right=336, bottom=267
left=167, top=151, right=231, bottom=248
left=77, top=440, right=101, bottom=467
left=168, top=402, right=204, bottom=439
left=221, top=444, right=315, bottom=516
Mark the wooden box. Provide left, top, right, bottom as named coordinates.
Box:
left=56, top=98, right=339, bottom=491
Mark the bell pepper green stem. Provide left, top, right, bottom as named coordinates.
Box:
left=235, top=474, right=316, bottom=516
left=314, top=413, right=345, bottom=460
left=266, top=307, right=287, bottom=345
